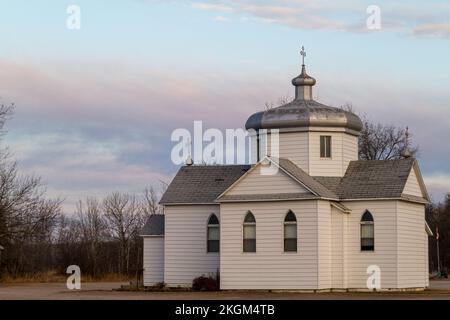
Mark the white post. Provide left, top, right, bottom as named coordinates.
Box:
left=436, top=226, right=441, bottom=276
left=437, top=238, right=441, bottom=276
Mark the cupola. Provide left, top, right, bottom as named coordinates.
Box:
left=246, top=47, right=363, bottom=177
left=245, top=47, right=363, bottom=134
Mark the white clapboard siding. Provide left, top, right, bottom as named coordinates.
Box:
left=403, top=168, right=424, bottom=198
left=220, top=201, right=319, bottom=290
left=331, top=206, right=345, bottom=288
left=308, top=132, right=358, bottom=177
left=342, top=134, right=358, bottom=174
left=425, top=231, right=429, bottom=287
left=143, top=237, right=164, bottom=286
left=309, top=132, right=343, bottom=176
left=226, top=163, right=310, bottom=195
left=278, top=132, right=309, bottom=172
left=250, top=135, right=258, bottom=164
left=341, top=201, right=398, bottom=289
left=256, top=131, right=357, bottom=176
left=164, top=205, right=220, bottom=287
left=396, top=200, right=427, bottom=288
left=317, top=201, right=332, bottom=289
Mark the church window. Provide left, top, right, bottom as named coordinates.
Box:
left=361, top=210, right=374, bottom=251
left=320, top=135, right=332, bottom=158
left=243, top=211, right=256, bottom=252
left=284, top=210, right=297, bottom=252
left=207, top=214, right=220, bottom=252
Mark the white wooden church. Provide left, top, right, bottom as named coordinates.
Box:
left=142, top=50, right=432, bottom=291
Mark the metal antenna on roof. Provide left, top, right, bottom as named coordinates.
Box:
left=402, top=126, right=412, bottom=159
left=186, top=137, right=193, bottom=166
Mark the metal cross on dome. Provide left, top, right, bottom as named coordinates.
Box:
left=300, top=46, right=306, bottom=65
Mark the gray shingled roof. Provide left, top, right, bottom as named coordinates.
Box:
left=311, top=176, right=341, bottom=194
left=160, top=158, right=424, bottom=206
left=160, top=165, right=251, bottom=204
left=276, top=158, right=338, bottom=199
left=219, top=193, right=320, bottom=202
left=314, top=158, right=416, bottom=200
left=141, top=214, right=165, bottom=236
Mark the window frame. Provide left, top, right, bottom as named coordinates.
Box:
left=207, top=214, right=220, bottom=253
left=360, top=210, right=375, bottom=252
left=283, top=210, right=298, bottom=253
left=243, top=211, right=256, bottom=253
left=320, top=135, right=332, bottom=158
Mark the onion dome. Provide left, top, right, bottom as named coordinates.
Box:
left=245, top=47, right=363, bottom=134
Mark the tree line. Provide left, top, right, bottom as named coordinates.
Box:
left=1, top=181, right=165, bottom=278
left=427, top=196, right=450, bottom=275
left=0, top=104, right=167, bottom=279
left=54, top=187, right=165, bottom=278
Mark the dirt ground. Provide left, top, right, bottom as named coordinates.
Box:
left=0, top=280, right=449, bottom=300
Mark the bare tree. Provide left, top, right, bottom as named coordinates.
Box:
left=358, top=120, right=417, bottom=160
left=55, top=215, right=81, bottom=274
left=142, top=187, right=160, bottom=218
left=0, top=103, right=62, bottom=277
left=103, top=192, right=141, bottom=274
left=0, top=160, right=59, bottom=239
left=77, top=198, right=107, bottom=277
left=264, top=95, right=293, bottom=110
left=340, top=103, right=418, bottom=160
left=0, top=156, right=61, bottom=276
left=141, top=181, right=168, bottom=218
left=0, top=103, right=14, bottom=138
left=339, top=104, right=418, bottom=160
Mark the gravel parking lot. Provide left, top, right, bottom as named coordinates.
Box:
left=0, top=280, right=449, bottom=300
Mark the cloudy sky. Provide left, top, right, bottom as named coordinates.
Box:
left=0, top=0, right=449, bottom=212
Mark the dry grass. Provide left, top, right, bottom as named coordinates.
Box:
left=1, top=270, right=131, bottom=283
left=81, top=273, right=131, bottom=283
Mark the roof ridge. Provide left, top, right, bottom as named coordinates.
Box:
left=349, top=158, right=415, bottom=163
left=274, top=157, right=338, bottom=199
left=182, top=164, right=251, bottom=167
left=318, top=159, right=421, bottom=201
left=160, top=165, right=251, bottom=205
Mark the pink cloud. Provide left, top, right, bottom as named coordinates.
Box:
left=413, top=23, right=450, bottom=39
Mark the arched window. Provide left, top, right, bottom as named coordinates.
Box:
left=361, top=210, right=374, bottom=251
left=284, top=210, right=297, bottom=252
left=207, top=214, right=219, bottom=253
left=243, top=211, right=256, bottom=252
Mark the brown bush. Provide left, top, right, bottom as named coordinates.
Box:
left=192, top=275, right=219, bottom=291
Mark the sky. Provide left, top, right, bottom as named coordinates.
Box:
left=0, top=0, right=449, bottom=212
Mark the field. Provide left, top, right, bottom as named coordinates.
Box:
left=0, top=280, right=449, bottom=300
